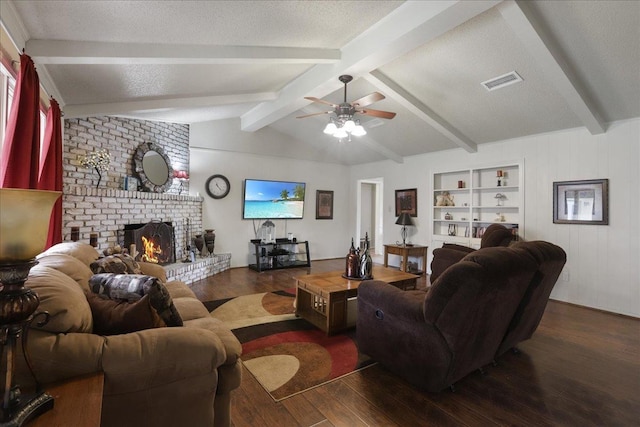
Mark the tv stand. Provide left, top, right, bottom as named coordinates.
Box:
left=249, top=240, right=311, bottom=272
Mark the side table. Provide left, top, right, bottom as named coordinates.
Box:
left=28, top=372, right=104, bottom=427
left=383, top=244, right=428, bottom=274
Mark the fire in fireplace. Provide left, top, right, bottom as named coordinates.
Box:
left=124, top=221, right=175, bottom=265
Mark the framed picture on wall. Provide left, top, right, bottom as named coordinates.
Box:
left=395, top=188, right=417, bottom=217
left=553, top=179, right=609, bottom=225
left=316, top=190, right=334, bottom=220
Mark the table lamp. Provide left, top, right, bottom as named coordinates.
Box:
left=0, top=188, right=62, bottom=425
left=395, top=212, right=414, bottom=246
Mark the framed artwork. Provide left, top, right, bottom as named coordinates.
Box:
left=395, top=188, right=417, bottom=217
left=553, top=179, right=609, bottom=225
left=316, top=190, right=334, bottom=220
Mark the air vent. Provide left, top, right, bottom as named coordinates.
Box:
left=481, top=71, right=523, bottom=91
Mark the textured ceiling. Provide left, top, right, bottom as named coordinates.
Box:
left=3, top=0, right=639, bottom=165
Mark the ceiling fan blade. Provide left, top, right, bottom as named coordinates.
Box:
left=296, top=110, right=333, bottom=119
left=304, top=97, right=338, bottom=108
left=351, top=92, right=385, bottom=108
left=357, top=108, right=396, bottom=119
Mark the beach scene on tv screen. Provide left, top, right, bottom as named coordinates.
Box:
left=244, top=180, right=305, bottom=218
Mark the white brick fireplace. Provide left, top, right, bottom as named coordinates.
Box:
left=61, top=116, right=230, bottom=283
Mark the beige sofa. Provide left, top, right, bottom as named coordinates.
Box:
left=18, top=242, right=241, bottom=427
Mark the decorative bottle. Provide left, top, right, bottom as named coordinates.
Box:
left=345, top=238, right=360, bottom=278
left=359, top=233, right=373, bottom=280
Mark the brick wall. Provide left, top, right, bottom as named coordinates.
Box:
left=64, top=116, right=189, bottom=194
left=165, top=254, right=232, bottom=285
left=63, top=185, right=203, bottom=261
left=62, top=116, right=199, bottom=259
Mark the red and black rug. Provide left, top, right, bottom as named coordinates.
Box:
left=203, top=289, right=374, bottom=401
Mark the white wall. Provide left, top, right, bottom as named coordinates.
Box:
left=190, top=119, right=351, bottom=268
left=350, top=119, right=640, bottom=317
left=190, top=117, right=638, bottom=316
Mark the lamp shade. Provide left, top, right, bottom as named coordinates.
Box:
left=0, top=189, right=62, bottom=261
left=395, top=212, right=414, bottom=226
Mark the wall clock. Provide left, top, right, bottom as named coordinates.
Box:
left=205, top=174, right=231, bottom=199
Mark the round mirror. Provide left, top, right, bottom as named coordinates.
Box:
left=134, top=142, right=174, bottom=192
left=143, top=151, right=170, bottom=185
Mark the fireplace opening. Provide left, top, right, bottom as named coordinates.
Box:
left=124, top=221, right=175, bottom=265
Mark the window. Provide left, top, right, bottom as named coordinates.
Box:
left=0, top=62, right=16, bottom=151
left=0, top=61, right=48, bottom=159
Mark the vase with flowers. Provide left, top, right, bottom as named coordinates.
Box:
left=79, top=149, right=111, bottom=188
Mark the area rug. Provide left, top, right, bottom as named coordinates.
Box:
left=203, top=289, right=374, bottom=401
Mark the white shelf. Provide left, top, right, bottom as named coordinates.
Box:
left=434, top=187, right=471, bottom=192
left=472, top=221, right=519, bottom=226
left=473, top=185, right=519, bottom=191
left=431, top=162, right=524, bottom=246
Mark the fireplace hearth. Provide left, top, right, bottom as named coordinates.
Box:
left=124, top=221, right=175, bottom=265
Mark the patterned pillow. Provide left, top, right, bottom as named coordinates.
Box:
left=90, top=253, right=142, bottom=275
left=89, top=274, right=183, bottom=327
left=86, top=293, right=166, bottom=335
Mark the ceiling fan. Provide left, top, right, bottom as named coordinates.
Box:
left=297, top=75, right=396, bottom=139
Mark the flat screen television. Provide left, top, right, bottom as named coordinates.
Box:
left=243, top=179, right=306, bottom=219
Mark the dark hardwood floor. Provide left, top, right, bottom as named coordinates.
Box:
left=190, top=259, right=640, bottom=427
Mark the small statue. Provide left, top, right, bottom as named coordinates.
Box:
left=435, top=191, right=455, bottom=206
left=345, top=238, right=360, bottom=278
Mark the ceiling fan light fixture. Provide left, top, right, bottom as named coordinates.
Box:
left=343, top=119, right=356, bottom=132
left=301, top=75, right=395, bottom=141
left=351, top=124, right=366, bottom=136
left=323, top=122, right=338, bottom=134
left=333, top=127, right=348, bottom=139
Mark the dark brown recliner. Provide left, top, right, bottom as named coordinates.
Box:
left=495, top=241, right=567, bottom=357
left=356, top=245, right=538, bottom=392
left=430, top=223, right=514, bottom=283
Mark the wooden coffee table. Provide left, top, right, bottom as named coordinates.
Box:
left=295, top=265, right=418, bottom=335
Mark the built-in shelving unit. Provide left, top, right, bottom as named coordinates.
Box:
left=431, top=162, right=523, bottom=249
left=248, top=239, right=311, bottom=272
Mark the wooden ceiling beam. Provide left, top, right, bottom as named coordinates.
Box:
left=499, top=0, right=606, bottom=135
left=26, top=40, right=341, bottom=65
left=63, top=92, right=276, bottom=119
left=365, top=71, right=477, bottom=153
left=241, top=0, right=500, bottom=133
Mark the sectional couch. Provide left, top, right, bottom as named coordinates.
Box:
left=17, top=242, right=241, bottom=427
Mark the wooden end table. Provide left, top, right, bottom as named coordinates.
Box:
left=383, top=244, right=428, bottom=274
left=295, top=265, right=418, bottom=335
left=28, top=372, right=104, bottom=427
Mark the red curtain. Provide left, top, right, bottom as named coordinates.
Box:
left=0, top=53, right=41, bottom=188
left=38, top=99, right=63, bottom=247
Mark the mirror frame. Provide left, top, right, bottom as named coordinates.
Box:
left=134, top=142, right=174, bottom=193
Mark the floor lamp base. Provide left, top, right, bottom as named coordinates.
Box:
left=1, top=390, right=54, bottom=427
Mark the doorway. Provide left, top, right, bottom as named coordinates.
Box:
left=357, top=178, right=383, bottom=258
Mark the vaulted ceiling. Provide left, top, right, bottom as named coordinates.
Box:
left=3, top=1, right=639, bottom=165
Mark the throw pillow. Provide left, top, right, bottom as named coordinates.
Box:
left=116, top=253, right=143, bottom=274
left=90, top=253, right=142, bottom=275
left=86, top=292, right=166, bottom=335
left=89, top=274, right=183, bottom=327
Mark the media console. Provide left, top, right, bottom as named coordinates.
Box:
left=249, top=239, right=311, bottom=272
